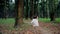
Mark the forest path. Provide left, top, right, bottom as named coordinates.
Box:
left=38, top=26, right=52, bottom=34
left=26, top=22, right=54, bottom=34
left=24, top=19, right=59, bottom=34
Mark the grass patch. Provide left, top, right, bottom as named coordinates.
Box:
left=0, top=18, right=60, bottom=24
left=0, top=18, right=32, bottom=30
left=38, top=18, right=60, bottom=23
left=54, top=18, right=60, bottom=24
left=38, top=18, right=50, bottom=23
left=0, top=18, right=15, bottom=30
left=0, top=18, right=15, bottom=25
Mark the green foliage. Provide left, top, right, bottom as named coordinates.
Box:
left=0, top=18, right=60, bottom=25
left=54, top=18, right=60, bottom=23
left=23, top=0, right=60, bottom=18
left=38, top=18, right=50, bottom=22
left=39, top=18, right=60, bottom=23
left=0, top=18, right=32, bottom=30
left=0, top=18, right=15, bottom=25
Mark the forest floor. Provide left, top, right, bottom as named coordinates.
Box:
left=0, top=19, right=60, bottom=34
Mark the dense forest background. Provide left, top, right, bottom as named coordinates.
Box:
left=0, top=0, right=60, bottom=18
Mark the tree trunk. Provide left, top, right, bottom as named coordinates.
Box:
left=14, top=0, right=24, bottom=27
left=25, top=0, right=28, bottom=19
left=41, top=0, right=45, bottom=18
left=48, top=0, right=55, bottom=21
left=4, top=0, right=7, bottom=19
left=30, top=0, right=34, bottom=19
left=34, top=0, right=38, bottom=16
left=46, top=0, right=49, bottom=18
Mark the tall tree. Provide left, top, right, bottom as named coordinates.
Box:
left=46, top=0, right=50, bottom=18
left=48, top=0, right=56, bottom=21
left=4, top=0, right=8, bottom=19
left=30, top=0, right=34, bottom=19
left=0, top=0, right=5, bottom=18
left=25, top=0, right=29, bottom=19
left=34, top=0, right=38, bottom=16
left=41, top=0, right=45, bottom=18
left=14, top=0, right=24, bottom=27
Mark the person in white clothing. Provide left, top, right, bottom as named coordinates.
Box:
left=31, top=16, right=39, bottom=27
left=31, top=15, right=39, bottom=34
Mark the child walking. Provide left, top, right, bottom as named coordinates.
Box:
left=31, top=15, right=39, bottom=34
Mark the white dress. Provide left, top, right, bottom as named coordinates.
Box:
left=31, top=19, right=39, bottom=27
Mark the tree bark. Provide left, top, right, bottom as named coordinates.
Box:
left=25, top=0, right=28, bottom=19
left=46, top=0, right=49, bottom=18
left=14, top=0, right=24, bottom=27
left=30, top=0, right=34, bottom=18
left=48, top=0, right=55, bottom=21
left=34, top=0, right=38, bottom=16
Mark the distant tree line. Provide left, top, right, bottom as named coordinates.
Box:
left=0, top=0, right=60, bottom=19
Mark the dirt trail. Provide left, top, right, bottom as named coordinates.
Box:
left=25, top=21, right=54, bottom=34
left=39, top=26, right=53, bottom=34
